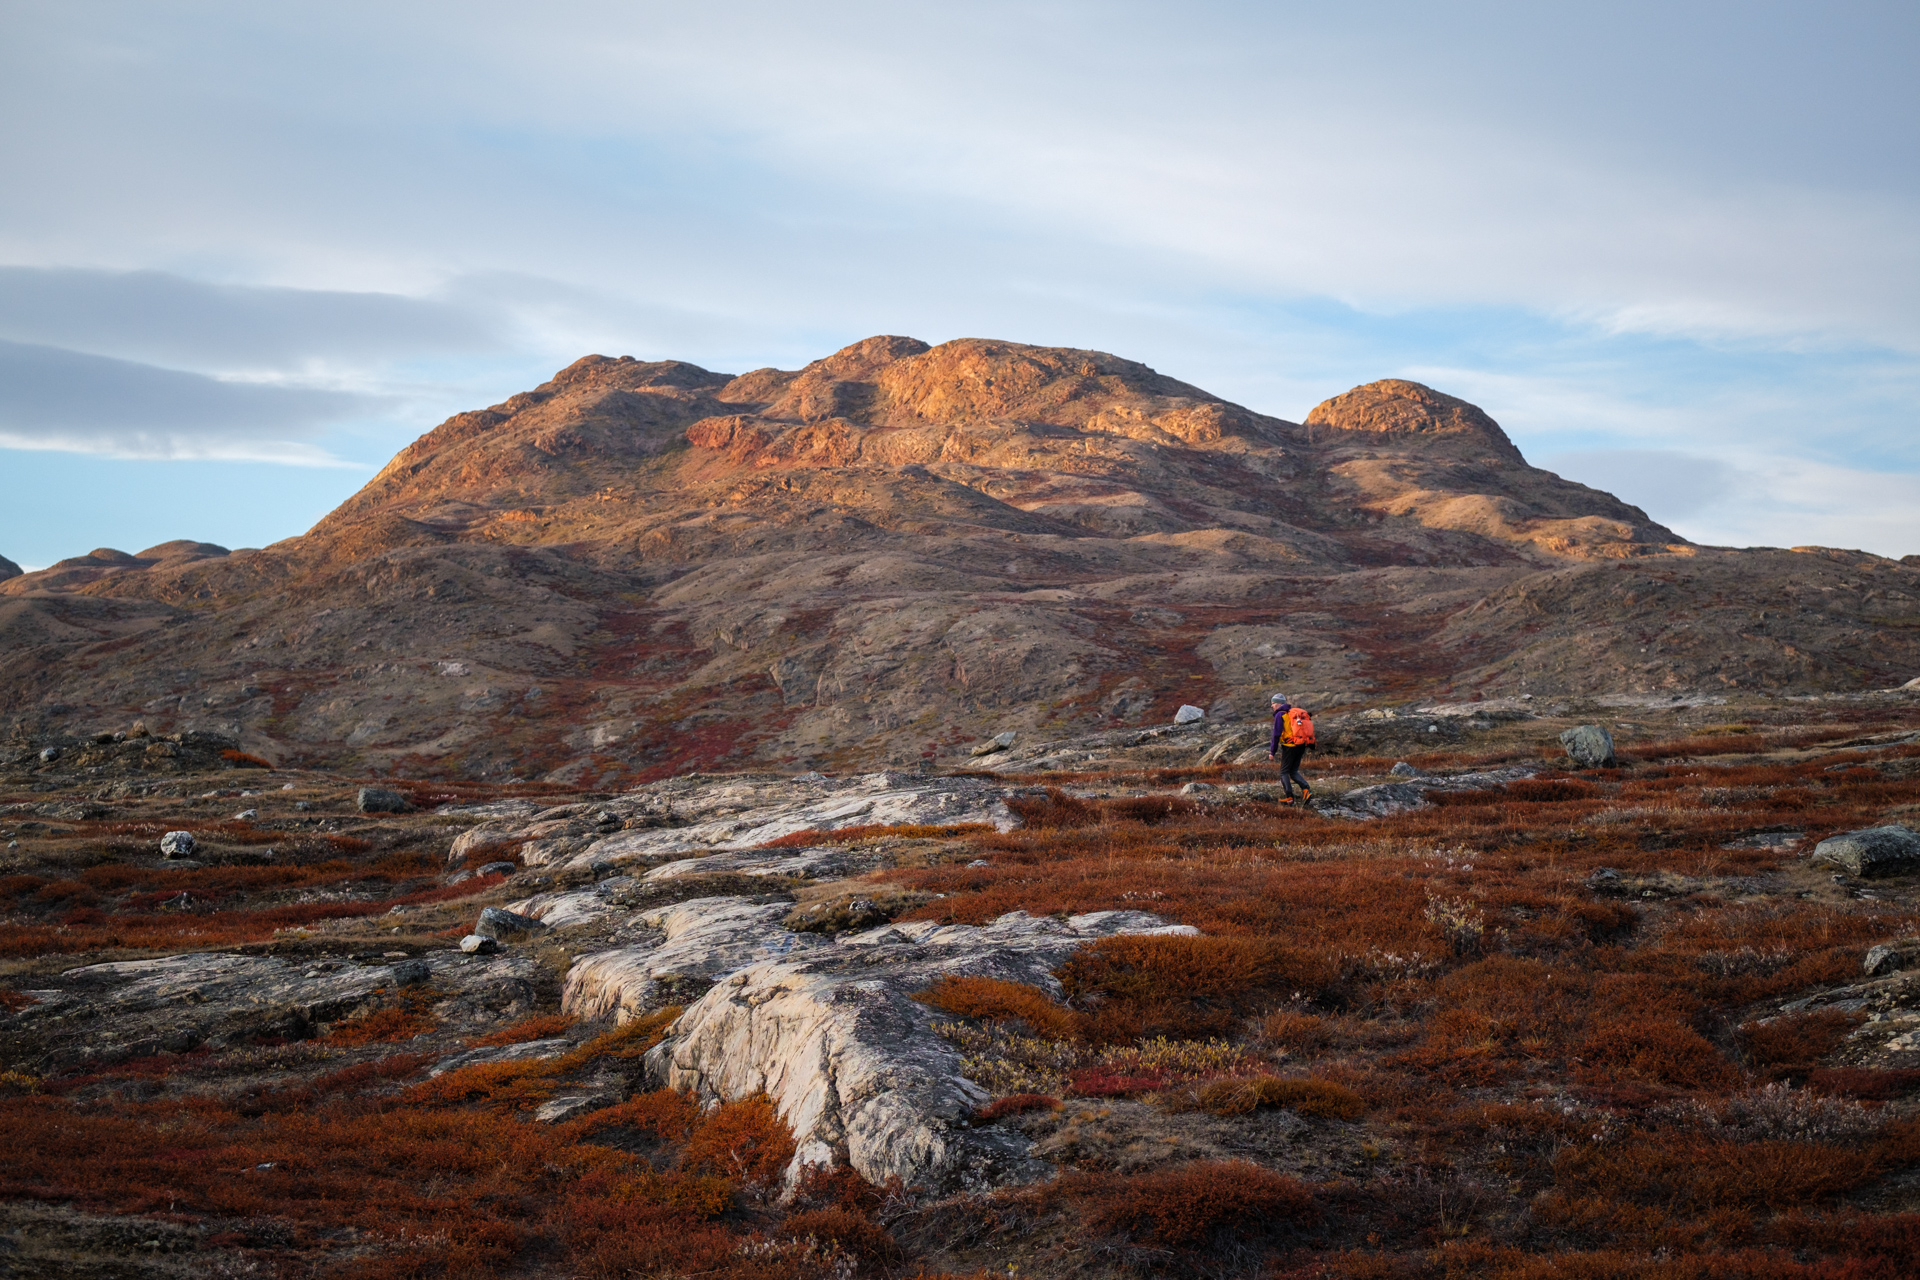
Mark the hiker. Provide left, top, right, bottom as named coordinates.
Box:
left=1266, top=692, right=1314, bottom=806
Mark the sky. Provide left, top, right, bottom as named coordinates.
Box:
left=1, top=0, right=1917, bottom=568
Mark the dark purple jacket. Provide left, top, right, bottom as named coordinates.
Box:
left=1269, top=703, right=1291, bottom=754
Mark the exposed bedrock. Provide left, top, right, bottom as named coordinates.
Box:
left=554, top=894, right=1194, bottom=1190
left=2, top=949, right=541, bottom=1071
left=448, top=771, right=1017, bottom=870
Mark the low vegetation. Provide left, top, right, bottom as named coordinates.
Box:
left=2, top=701, right=1918, bottom=1275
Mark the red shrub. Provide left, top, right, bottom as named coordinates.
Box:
left=1058, top=934, right=1337, bottom=1041
left=1807, top=1068, right=1920, bottom=1101
left=1002, top=788, right=1103, bottom=829
left=1554, top=1134, right=1881, bottom=1211
left=1577, top=1020, right=1736, bottom=1090
left=1041, top=1159, right=1317, bottom=1248
left=1739, top=1010, right=1866, bottom=1072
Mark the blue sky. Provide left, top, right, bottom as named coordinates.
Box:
left=2, top=0, right=1916, bottom=567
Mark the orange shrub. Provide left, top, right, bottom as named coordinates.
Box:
left=1262, top=1010, right=1333, bottom=1051
left=758, top=822, right=992, bottom=848
left=328, top=1001, right=435, bottom=1046
left=681, top=1094, right=797, bottom=1198
left=913, top=975, right=1079, bottom=1039
left=783, top=1206, right=901, bottom=1269
left=560, top=1089, right=701, bottom=1145
left=468, top=1013, right=576, bottom=1048
left=1197, top=1076, right=1366, bottom=1120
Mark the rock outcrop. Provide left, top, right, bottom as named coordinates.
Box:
left=2, top=950, right=540, bottom=1072
left=631, top=905, right=1197, bottom=1191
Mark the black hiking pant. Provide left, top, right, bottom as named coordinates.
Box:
left=1277, top=745, right=1309, bottom=797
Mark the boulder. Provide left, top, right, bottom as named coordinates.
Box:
left=969, top=731, right=1017, bottom=757
left=357, top=786, right=413, bottom=814
left=1390, top=761, right=1428, bottom=777
left=459, top=934, right=499, bottom=955
left=1812, top=825, right=1920, bottom=878
left=1178, top=781, right=1216, bottom=795
left=158, top=830, right=197, bottom=859
left=474, top=905, right=549, bottom=941
left=1173, top=704, right=1205, bottom=724
left=630, top=905, right=1196, bottom=1191
left=1863, top=939, right=1920, bottom=977
left=1560, top=725, right=1616, bottom=768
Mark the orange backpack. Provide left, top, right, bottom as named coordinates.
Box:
left=1282, top=706, right=1315, bottom=747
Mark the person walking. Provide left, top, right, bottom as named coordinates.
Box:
left=1267, top=692, right=1314, bottom=806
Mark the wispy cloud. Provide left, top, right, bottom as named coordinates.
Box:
left=0, top=339, right=376, bottom=464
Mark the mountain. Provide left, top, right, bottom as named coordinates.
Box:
left=2, top=335, right=1916, bottom=782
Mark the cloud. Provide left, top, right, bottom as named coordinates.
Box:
left=0, top=339, right=377, bottom=463
left=1540, top=447, right=1920, bottom=558
left=1538, top=450, right=1743, bottom=523
left=0, top=267, right=499, bottom=376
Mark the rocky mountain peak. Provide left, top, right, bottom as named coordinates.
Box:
left=1307, top=379, right=1524, bottom=464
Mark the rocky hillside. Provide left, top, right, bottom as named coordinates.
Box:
left=2, top=336, right=1916, bottom=782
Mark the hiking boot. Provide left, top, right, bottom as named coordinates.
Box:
left=1278, top=795, right=1295, bottom=806
left=1301, top=788, right=1314, bottom=808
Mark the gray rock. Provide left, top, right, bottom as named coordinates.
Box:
left=534, top=1091, right=621, bottom=1124
left=12, top=951, right=538, bottom=1072
left=474, top=905, right=549, bottom=940
left=428, top=1037, right=572, bottom=1077
left=356, top=785, right=413, bottom=814
left=1863, top=939, right=1920, bottom=977
left=610, top=904, right=1194, bottom=1191
left=969, top=731, right=1018, bottom=757
left=476, top=861, right=516, bottom=877
left=1173, top=704, right=1205, bottom=724
left=1560, top=724, right=1616, bottom=768
left=38, top=747, right=60, bottom=763
left=233, top=809, right=258, bottom=820
left=547, top=773, right=1018, bottom=872
left=158, top=830, right=198, bottom=859
left=1178, top=781, right=1215, bottom=794
left=1390, top=761, right=1428, bottom=777
left=1812, top=825, right=1920, bottom=878
left=459, top=934, right=499, bottom=955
